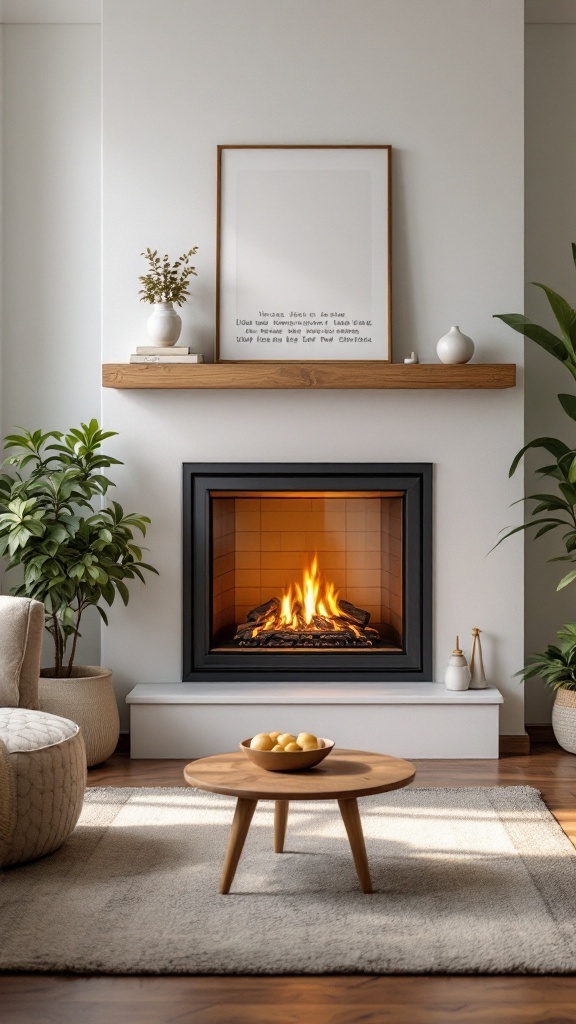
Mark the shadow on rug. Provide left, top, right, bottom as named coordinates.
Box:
left=2, top=785, right=576, bottom=974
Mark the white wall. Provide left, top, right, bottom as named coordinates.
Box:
left=524, top=10, right=576, bottom=724
left=102, top=0, right=525, bottom=734
left=1, top=18, right=101, bottom=667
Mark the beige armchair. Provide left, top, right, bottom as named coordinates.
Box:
left=0, top=596, right=86, bottom=866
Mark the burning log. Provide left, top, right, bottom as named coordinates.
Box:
left=233, top=555, right=379, bottom=649
left=247, top=598, right=280, bottom=622
left=238, top=628, right=374, bottom=648
left=338, top=600, right=371, bottom=627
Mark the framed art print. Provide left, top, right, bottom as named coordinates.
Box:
left=216, top=145, right=391, bottom=362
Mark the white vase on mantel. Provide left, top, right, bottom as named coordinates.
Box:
left=146, top=301, right=182, bottom=347
left=444, top=637, right=471, bottom=691
left=436, top=325, right=475, bottom=364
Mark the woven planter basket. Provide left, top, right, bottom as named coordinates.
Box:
left=551, top=686, right=576, bottom=754
left=39, top=666, right=120, bottom=768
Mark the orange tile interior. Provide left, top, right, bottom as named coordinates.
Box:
left=211, top=494, right=403, bottom=645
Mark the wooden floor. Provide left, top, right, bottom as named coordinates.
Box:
left=3, top=744, right=576, bottom=1024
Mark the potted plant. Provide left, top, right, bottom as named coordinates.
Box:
left=494, top=242, right=576, bottom=750
left=139, top=246, right=198, bottom=347
left=517, top=625, right=576, bottom=752
left=0, top=419, right=158, bottom=765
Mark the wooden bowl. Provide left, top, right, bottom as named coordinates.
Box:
left=240, top=738, right=335, bottom=772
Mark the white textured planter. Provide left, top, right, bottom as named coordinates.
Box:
left=551, top=686, right=576, bottom=754
left=39, top=666, right=120, bottom=768
left=146, top=301, right=182, bottom=346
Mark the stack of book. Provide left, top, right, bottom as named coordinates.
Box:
left=129, top=346, right=204, bottom=364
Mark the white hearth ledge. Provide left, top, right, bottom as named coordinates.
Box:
left=126, top=682, right=503, bottom=760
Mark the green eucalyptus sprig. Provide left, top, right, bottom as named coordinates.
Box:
left=138, top=247, right=198, bottom=306
left=0, top=420, right=158, bottom=677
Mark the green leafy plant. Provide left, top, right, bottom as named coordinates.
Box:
left=0, top=420, right=158, bottom=677
left=138, top=247, right=198, bottom=306
left=516, top=624, right=576, bottom=691
left=494, top=243, right=576, bottom=592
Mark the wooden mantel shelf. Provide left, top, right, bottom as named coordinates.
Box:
left=102, top=361, right=516, bottom=390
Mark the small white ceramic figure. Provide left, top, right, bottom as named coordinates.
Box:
left=436, top=326, right=475, bottom=364
left=468, top=627, right=487, bottom=689
left=444, top=636, right=471, bottom=691
left=404, top=351, right=419, bottom=364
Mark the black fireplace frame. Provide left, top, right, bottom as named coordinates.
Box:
left=182, top=463, right=432, bottom=682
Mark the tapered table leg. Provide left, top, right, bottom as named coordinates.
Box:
left=338, top=797, right=373, bottom=894
left=274, top=800, right=289, bottom=853
left=219, top=797, right=258, bottom=894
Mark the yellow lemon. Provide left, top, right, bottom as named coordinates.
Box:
left=277, top=733, right=296, bottom=748
left=296, top=732, right=318, bottom=748
left=271, top=744, right=285, bottom=752
left=301, top=741, right=318, bottom=751
left=249, top=733, right=275, bottom=751
left=284, top=742, right=302, bottom=752
left=268, top=731, right=281, bottom=742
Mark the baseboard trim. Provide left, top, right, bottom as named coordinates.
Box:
left=119, top=730, right=542, bottom=757
left=526, top=724, right=557, bottom=746
left=115, top=732, right=130, bottom=754
left=499, top=733, right=531, bottom=755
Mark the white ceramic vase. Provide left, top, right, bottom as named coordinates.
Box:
left=444, top=639, right=471, bottom=691
left=436, top=325, right=475, bottom=364
left=146, top=301, right=182, bottom=347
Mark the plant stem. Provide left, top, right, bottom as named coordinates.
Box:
left=66, top=604, right=83, bottom=677
left=52, top=613, right=62, bottom=676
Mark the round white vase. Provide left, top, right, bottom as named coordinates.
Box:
left=436, top=325, right=475, bottom=364
left=444, top=640, right=471, bottom=691
left=146, top=301, right=182, bottom=347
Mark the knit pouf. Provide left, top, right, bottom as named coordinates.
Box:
left=0, top=739, right=16, bottom=864
left=552, top=686, right=576, bottom=754
left=0, top=708, right=86, bottom=866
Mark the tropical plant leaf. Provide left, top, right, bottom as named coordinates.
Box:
left=509, top=437, right=572, bottom=478
left=557, top=569, right=576, bottom=591
left=494, top=313, right=568, bottom=362
left=558, top=393, right=576, bottom=424
left=533, top=283, right=576, bottom=358
left=491, top=518, right=570, bottom=551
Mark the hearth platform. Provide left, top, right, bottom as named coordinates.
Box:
left=126, top=682, right=503, bottom=759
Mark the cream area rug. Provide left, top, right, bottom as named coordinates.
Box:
left=2, top=785, right=576, bottom=975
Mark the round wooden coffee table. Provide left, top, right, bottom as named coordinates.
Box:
left=183, top=749, right=415, bottom=895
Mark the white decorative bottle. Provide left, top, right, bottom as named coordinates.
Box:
left=436, top=325, right=475, bottom=364
left=444, top=636, right=471, bottom=691
left=146, top=301, right=182, bottom=346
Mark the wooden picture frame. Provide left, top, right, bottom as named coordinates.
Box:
left=216, top=145, right=392, bottom=363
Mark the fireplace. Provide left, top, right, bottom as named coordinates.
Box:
left=183, top=463, right=432, bottom=682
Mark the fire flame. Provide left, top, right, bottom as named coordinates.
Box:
left=253, top=555, right=361, bottom=637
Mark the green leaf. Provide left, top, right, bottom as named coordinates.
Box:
left=558, top=570, right=576, bottom=591
left=509, top=437, right=572, bottom=477
left=494, top=313, right=568, bottom=362
left=534, top=283, right=576, bottom=358
left=559, top=481, right=576, bottom=505
left=491, top=518, right=571, bottom=551
left=558, top=393, right=576, bottom=424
